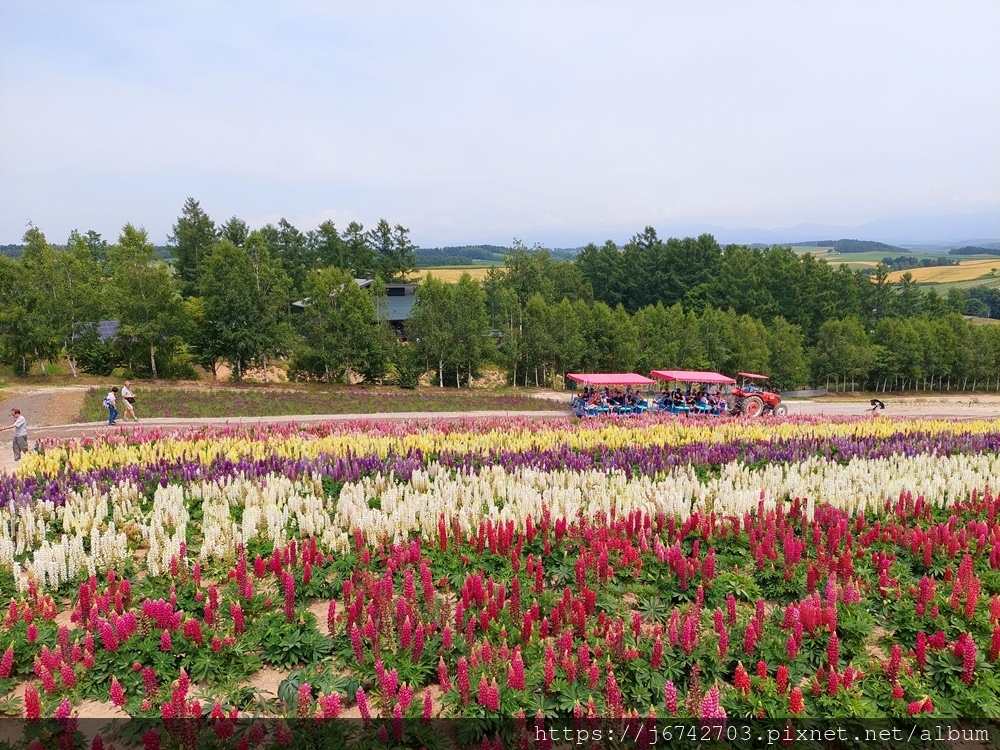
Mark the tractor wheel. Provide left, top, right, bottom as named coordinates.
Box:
left=727, top=396, right=741, bottom=414
left=773, top=403, right=788, bottom=417
left=743, top=395, right=765, bottom=417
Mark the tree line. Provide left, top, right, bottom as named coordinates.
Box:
left=2, top=199, right=1000, bottom=393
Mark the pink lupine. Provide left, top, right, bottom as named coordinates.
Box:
left=143, top=667, right=158, bottom=697
left=320, top=692, right=341, bottom=718
left=487, top=679, right=500, bottom=712
left=60, top=662, right=76, bottom=689
left=110, top=676, right=126, bottom=707
left=326, top=600, right=337, bottom=635
left=891, top=682, right=904, bottom=700
left=699, top=685, right=726, bottom=720
left=776, top=665, right=789, bottom=694
left=54, top=698, right=72, bottom=720
left=664, top=681, right=678, bottom=714
left=477, top=675, right=489, bottom=707
left=26, top=623, right=38, bottom=644
left=160, top=629, right=172, bottom=652
left=356, top=687, right=371, bottom=720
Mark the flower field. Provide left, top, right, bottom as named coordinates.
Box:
left=3, top=414, right=1000, bottom=746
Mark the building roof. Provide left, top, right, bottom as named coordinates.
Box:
left=383, top=294, right=416, bottom=322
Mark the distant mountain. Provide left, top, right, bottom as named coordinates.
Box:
left=793, top=239, right=910, bottom=254
left=472, top=210, right=1000, bottom=250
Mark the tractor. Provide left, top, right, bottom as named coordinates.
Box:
left=727, top=372, right=787, bottom=417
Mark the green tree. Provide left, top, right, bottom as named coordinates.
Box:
left=197, top=233, right=293, bottom=381
left=765, top=316, right=809, bottom=390
left=108, top=224, right=184, bottom=379
left=309, top=221, right=346, bottom=270
left=219, top=217, right=249, bottom=247
left=449, top=273, right=489, bottom=386
left=168, top=198, right=218, bottom=295
left=295, top=268, right=378, bottom=382
left=408, top=275, right=455, bottom=388
left=343, top=221, right=376, bottom=278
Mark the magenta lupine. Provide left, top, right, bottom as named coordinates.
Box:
left=423, top=689, right=433, bottom=721
left=457, top=657, right=471, bottom=705
left=776, top=665, right=789, bottom=695
left=326, top=600, right=337, bottom=635
left=37, top=665, right=57, bottom=694
left=438, top=657, right=452, bottom=691
left=282, top=571, right=296, bottom=623
left=0, top=645, right=13, bottom=679
left=60, top=662, right=75, bottom=689
left=961, top=634, right=977, bottom=685
left=887, top=644, right=903, bottom=682
left=160, top=630, right=172, bottom=652
left=651, top=634, right=663, bottom=669
left=827, top=632, right=839, bottom=668
left=892, top=682, right=904, bottom=700
left=349, top=624, right=364, bottom=663
left=297, top=683, right=312, bottom=718
left=544, top=646, right=556, bottom=692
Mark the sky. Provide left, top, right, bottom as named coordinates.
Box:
left=1, top=0, right=999, bottom=248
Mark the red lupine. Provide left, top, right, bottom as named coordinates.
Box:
left=508, top=647, right=526, bottom=690
left=423, top=689, right=433, bottom=721
left=733, top=663, right=751, bottom=695
left=788, top=687, right=805, bottom=715
left=651, top=634, right=663, bottom=669
left=776, top=665, right=789, bottom=695
left=24, top=684, right=41, bottom=719
left=110, top=676, right=126, bottom=707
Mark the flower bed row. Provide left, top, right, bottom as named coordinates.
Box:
left=1, top=414, right=1000, bottom=747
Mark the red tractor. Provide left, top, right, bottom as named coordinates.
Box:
left=727, top=372, right=787, bottom=417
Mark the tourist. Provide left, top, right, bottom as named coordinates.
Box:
left=0, top=408, right=29, bottom=462
left=104, top=387, right=119, bottom=426
left=121, top=381, right=138, bottom=422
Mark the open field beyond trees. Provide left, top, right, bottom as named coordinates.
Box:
left=408, top=267, right=497, bottom=283
left=3, top=412, right=1000, bottom=744
left=887, top=258, right=1000, bottom=284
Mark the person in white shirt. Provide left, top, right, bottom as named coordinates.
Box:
left=1, top=408, right=29, bottom=461
left=121, top=381, right=138, bottom=422
left=105, top=387, right=119, bottom=426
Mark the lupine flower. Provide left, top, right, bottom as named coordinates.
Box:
left=110, top=677, right=126, bottom=707
left=734, top=663, right=751, bottom=695
left=788, top=687, right=805, bottom=715
left=508, top=647, right=526, bottom=690
left=664, top=681, right=678, bottom=715
left=0, top=646, right=13, bottom=679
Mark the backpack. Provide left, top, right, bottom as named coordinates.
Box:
left=102, top=396, right=111, bottom=409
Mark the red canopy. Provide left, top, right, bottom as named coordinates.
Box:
left=738, top=372, right=770, bottom=380
left=651, top=370, right=736, bottom=384
left=567, top=373, right=656, bottom=386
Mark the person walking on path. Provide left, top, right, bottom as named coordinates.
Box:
left=104, top=387, right=119, bottom=426
left=121, top=381, right=138, bottom=422
left=0, top=408, right=29, bottom=462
